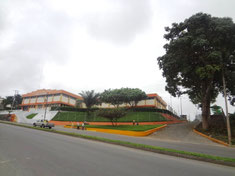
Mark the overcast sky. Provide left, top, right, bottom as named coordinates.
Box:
left=0, top=0, right=234, bottom=119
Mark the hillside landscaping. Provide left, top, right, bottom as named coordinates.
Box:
left=52, top=111, right=167, bottom=122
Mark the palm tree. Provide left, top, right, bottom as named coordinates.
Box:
left=79, top=90, right=100, bottom=116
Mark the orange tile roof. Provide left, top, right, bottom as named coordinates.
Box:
left=147, top=93, right=167, bottom=107
left=22, top=89, right=82, bottom=100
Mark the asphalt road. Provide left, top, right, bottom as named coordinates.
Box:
left=0, top=123, right=235, bottom=176
left=54, top=126, right=235, bottom=158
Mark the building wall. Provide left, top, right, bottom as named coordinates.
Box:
left=53, top=95, right=60, bottom=101
left=61, top=95, right=69, bottom=103
left=24, top=98, right=30, bottom=104
left=69, top=98, right=76, bottom=105
left=21, top=92, right=80, bottom=111
left=37, top=97, right=44, bottom=103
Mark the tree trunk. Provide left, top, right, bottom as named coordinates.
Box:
left=201, top=82, right=212, bottom=130
left=201, top=97, right=210, bottom=130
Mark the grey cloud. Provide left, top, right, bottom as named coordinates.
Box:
left=0, top=0, right=73, bottom=96
left=82, top=0, right=153, bottom=44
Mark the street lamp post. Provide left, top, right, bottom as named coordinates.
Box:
left=222, top=69, right=232, bottom=146
left=43, top=93, right=49, bottom=121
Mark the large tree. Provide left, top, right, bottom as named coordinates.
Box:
left=100, top=88, right=147, bottom=108
left=100, top=88, right=126, bottom=108
left=2, top=94, right=22, bottom=109
left=123, top=88, right=147, bottom=107
left=158, top=13, right=235, bottom=130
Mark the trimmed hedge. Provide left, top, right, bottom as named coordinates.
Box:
left=51, top=106, right=99, bottom=112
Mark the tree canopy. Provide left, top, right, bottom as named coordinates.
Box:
left=157, top=13, right=235, bottom=129
left=2, top=94, right=22, bottom=109
left=100, top=88, right=147, bottom=107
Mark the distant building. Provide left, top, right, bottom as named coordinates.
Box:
left=98, top=93, right=167, bottom=109
left=21, top=89, right=167, bottom=111
left=20, top=89, right=82, bottom=111
left=137, top=93, right=167, bottom=109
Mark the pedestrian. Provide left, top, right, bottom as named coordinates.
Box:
left=133, top=120, right=136, bottom=126
left=82, top=122, right=85, bottom=130
left=136, top=121, right=139, bottom=125
left=77, top=121, right=80, bottom=130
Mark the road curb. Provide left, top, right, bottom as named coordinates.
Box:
left=1, top=120, right=235, bottom=167
left=193, top=129, right=229, bottom=147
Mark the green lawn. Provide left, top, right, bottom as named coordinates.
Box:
left=85, top=125, right=163, bottom=131
left=26, top=113, right=37, bottom=119
left=52, top=111, right=167, bottom=122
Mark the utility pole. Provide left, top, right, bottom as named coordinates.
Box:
left=11, top=90, right=19, bottom=111
left=180, top=96, right=183, bottom=116
left=43, top=92, right=48, bottom=121
left=222, top=69, right=232, bottom=146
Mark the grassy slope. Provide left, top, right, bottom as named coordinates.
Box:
left=52, top=111, right=167, bottom=122
left=26, top=113, right=37, bottom=119
left=84, top=125, right=163, bottom=131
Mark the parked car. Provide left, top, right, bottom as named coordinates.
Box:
left=33, top=120, right=55, bottom=129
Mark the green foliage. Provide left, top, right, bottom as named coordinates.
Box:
left=122, top=88, right=147, bottom=107
left=26, top=113, right=37, bottom=119
left=210, top=105, right=223, bottom=115
left=96, top=108, right=127, bottom=125
left=51, top=106, right=99, bottom=112
left=79, top=90, right=100, bottom=110
left=75, top=99, right=83, bottom=108
left=158, top=12, right=235, bottom=129
left=2, top=94, right=22, bottom=109
left=100, top=88, right=147, bottom=107
left=100, top=89, right=126, bottom=107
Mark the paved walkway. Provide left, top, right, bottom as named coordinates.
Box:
left=53, top=125, right=235, bottom=158
left=150, top=122, right=216, bottom=145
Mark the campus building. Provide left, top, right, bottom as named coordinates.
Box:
left=21, top=89, right=167, bottom=111
left=20, top=89, right=82, bottom=111
left=98, top=93, right=167, bottom=109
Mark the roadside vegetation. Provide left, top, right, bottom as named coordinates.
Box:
left=158, top=13, right=235, bottom=130
left=195, top=112, right=235, bottom=145
left=26, top=113, right=37, bottom=119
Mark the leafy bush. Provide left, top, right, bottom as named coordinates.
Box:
left=96, top=108, right=127, bottom=126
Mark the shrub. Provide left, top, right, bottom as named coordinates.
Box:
left=96, top=108, right=127, bottom=126
left=51, top=106, right=99, bottom=112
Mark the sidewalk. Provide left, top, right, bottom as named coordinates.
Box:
left=54, top=126, right=235, bottom=158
